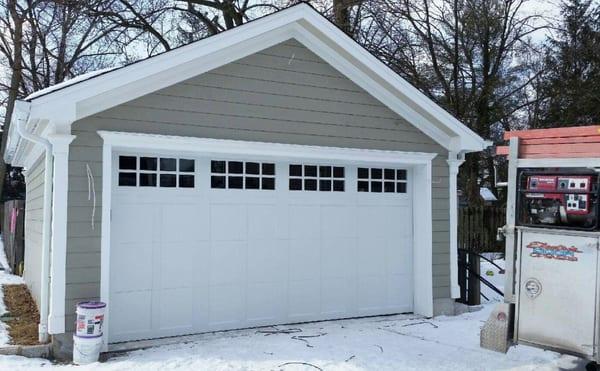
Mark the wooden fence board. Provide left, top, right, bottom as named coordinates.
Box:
left=504, top=126, right=600, bottom=140
left=2, top=200, right=25, bottom=274
left=458, top=206, right=505, bottom=253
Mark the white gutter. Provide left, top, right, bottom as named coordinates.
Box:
left=15, top=104, right=53, bottom=343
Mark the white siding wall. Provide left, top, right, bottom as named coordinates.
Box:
left=23, top=154, right=46, bottom=305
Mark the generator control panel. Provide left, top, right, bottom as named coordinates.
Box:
left=518, top=170, right=599, bottom=230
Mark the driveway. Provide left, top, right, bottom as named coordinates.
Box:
left=0, top=304, right=588, bottom=371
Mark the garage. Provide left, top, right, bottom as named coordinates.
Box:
left=4, top=2, right=488, bottom=353
left=107, top=140, right=419, bottom=343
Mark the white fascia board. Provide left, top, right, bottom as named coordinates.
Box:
left=4, top=101, right=30, bottom=164
left=98, top=131, right=437, bottom=165
left=10, top=120, right=43, bottom=168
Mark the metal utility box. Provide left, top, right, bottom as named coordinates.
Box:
left=516, top=228, right=599, bottom=358
left=481, top=126, right=600, bottom=364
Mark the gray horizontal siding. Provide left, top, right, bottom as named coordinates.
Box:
left=24, top=155, right=46, bottom=306
left=65, top=39, right=452, bottom=327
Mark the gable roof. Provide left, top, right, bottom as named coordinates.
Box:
left=5, top=2, right=488, bottom=165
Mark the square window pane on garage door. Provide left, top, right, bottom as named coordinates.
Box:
left=211, top=160, right=275, bottom=190
left=357, top=167, right=408, bottom=194
left=118, top=155, right=195, bottom=189
left=289, top=164, right=345, bottom=192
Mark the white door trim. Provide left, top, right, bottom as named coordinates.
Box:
left=97, top=131, right=437, bottom=165
left=98, top=130, right=436, bottom=349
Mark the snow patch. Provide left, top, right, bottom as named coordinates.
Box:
left=0, top=301, right=583, bottom=370
left=0, top=254, right=585, bottom=370
left=481, top=255, right=505, bottom=304
left=26, top=67, right=117, bottom=100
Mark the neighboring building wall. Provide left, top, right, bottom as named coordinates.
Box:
left=23, top=155, right=45, bottom=305
left=64, top=39, right=450, bottom=330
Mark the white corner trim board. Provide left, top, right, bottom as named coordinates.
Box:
left=447, top=153, right=465, bottom=299
left=98, top=131, right=436, bottom=349
left=47, top=133, right=76, bottom=335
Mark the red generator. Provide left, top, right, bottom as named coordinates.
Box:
left=518, top=171, right=599, bottom=229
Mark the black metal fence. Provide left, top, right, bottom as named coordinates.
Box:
left=457, top=206, right=506, bottom=305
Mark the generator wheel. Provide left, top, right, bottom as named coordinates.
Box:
left=586, top=361, right=599, bottom=371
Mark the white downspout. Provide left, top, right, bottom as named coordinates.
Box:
left=448, top=151, right=466, bottom=299
left=16, top=115, right=53, bottom=343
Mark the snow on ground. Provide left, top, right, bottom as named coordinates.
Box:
left=0, top=237, right=24, bottom=346
left=0, top=302, right=587, bottom=370
left=480, top=255, right=506, bottom=304
left=0, top=251, right=587, bottom=370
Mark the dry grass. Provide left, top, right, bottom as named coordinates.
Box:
left=2, top=284, right=40, bottom=345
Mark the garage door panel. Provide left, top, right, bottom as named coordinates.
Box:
left=210, top=204, right=247, bottom=241
left=289, top=205, right=321, bottom=239
left=247, top=204, right=279, bottom=240
left=111, top=245, right=153, bottom=292
left=160, top=244, right=195, bottom=289
left=387, top=274, right=413, bottom=308
left=191, top=241, right=211, bottom=287
left=247, top=239, right=286, bottom=283
left=358, top=237, right=387, bottom=276
left=320, top=206, right=357, bottom=238
left=112, top=205, right=156, bottom=244
left=208, top=283, right=244, bottom=327
left=289, top=239, right=320, bottom=280
left=246, top=282, right=284, bottom=323
left=288, top=279, right=320, bottom=319
left=357, top=276, right=387, bottom=312
left=210, top=241, right=245, bottom=285
left=387, top=240, right=412, bottom=275
left=357, top=207, right=391, bottom=236
left=321, top=238, right=355, bottom=278
left=321, top=277, right=351, bottom=315
left=110, top=291, right=152, bottom=340
left=191, top=285, right=209, bottom=329
left=158, top=288, right=194, bottom=332
left=161, top=204, right=207, bottom=243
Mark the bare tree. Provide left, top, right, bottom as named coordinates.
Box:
left=0, top=0, right=124, bottom=198
left=359, top=0, right=547, bottom=202
left=0, top=0, right=28, bottom=203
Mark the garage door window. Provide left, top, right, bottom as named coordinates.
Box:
left=289, top=164, right=345, bottom=192
left=118, top=155, right=195, bottom=188
left=357, top=167, right=407, bottom=193
left=210, top=160, right=275, bottom=190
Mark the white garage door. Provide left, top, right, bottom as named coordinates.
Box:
left=108, top=151, right=414, bottom=343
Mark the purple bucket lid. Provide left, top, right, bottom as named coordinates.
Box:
left=77, top=301, right=106, bottom=309
left=73, top=333, right=103, bottom=339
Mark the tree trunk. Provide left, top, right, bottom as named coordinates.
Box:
left=0, top=0, right=25, bottom=201
left=333, top=0, right=361, bottom=35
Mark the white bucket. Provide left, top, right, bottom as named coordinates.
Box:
left=76, top=301, right=106, bottom=338
left=73, top=335, right=102, bottom=365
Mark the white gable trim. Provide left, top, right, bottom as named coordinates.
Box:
left=6, top=3, right=488, bottom=165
